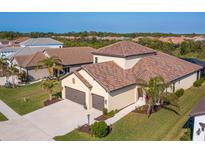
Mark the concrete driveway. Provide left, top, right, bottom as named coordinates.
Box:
left=0, top=100, right=101, bottom=141
left=24, top=100, right=101, bottom=138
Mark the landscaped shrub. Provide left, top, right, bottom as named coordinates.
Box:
left=91, top=121, right=109, bottom=138
left=106, top=110, right=118, bottom=118
left=193, top=79, right=204, bottom=87
left=175, top=88, right=184, bottom=98
left=180, top=128, right=192, bottom=141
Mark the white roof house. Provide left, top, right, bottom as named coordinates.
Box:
left=19, top=38, right=63, bottom=48
left=0, top=47, right=21, bottom=57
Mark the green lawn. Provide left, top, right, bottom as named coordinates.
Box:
left=54, top=84, right=205, bottom=141
left=0, top=112, right=8, bottom=121
left=0, top=82, right=61, bottom=115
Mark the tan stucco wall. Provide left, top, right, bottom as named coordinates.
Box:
left=174, top=72, right=197, bottom=90
left=166, top=72, right=198, bottom=92
left=79, top=69, right=109, bottom=109
left=108, top=85, right=136, bottom=111
left=94, top=55, right=142, bottom=69
left=27, top=68, right=49, bottom=80
left=61, top=73, right=90, bottom=108
left=94, top=55, right=126, bottom=68
left=125, top=56, right=142, bottom=69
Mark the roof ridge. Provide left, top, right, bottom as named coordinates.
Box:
left=119, top=41, right=126, bottom=56
left=23, top=52, right=41, bottom=67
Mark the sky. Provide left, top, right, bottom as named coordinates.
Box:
left=0, top=12, right=205, bottom=34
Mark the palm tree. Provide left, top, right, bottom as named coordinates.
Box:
left=42, top=79, right=57, bottom=101
left=38, top=56, right=62, bottom=78
left=143, top=76, right=179, bottom=117
left=0, top=55, right=9, bottom=77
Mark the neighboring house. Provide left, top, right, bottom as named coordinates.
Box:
left=20, top=38, right=63, bottom=48
left=44, top=47, right=94, bottom=74
left=61, top=41, right=202, bottom=112
left=182, top=58, right=205, bottom=76
left=190, top=96, right=205, bottom=141
left=13, top=47, right=94, bottom=81
left=0, top=47, right=21, bottom=57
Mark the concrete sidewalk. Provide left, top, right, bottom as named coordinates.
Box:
left=0, top=100, right=21, bottom=120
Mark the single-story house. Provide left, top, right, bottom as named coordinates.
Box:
left=61, top=41, right=202, bottom=112
left=190, top=96, right=205, bottom=141
left=20, top=38, right=63, bottom=48
left=13, top=47, right=94, bottom=81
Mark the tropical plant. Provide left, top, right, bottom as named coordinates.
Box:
left=18, top=70, right=28, bottom=83
left=7, top=64, right=19, bottom=88
left=38, top=56, right=62, bottom=78
left=143, top=76, right=179, bottom=117
left=42, top=79, right=58, bottom=101
left=0, top=55, right=9, bottom=77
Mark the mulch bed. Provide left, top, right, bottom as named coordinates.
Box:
left=132, top=105, right=163, bottom=114
left=79, top=124, right=113, bottom=135
left=95, top=115, right=109, bottom=122
left=44, top=98, right=61, bottom=106
left=79, top=124, right=92, bottom=134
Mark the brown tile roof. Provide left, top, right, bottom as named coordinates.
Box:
left=45, top=47, right=95, bottom=66
left=92, top=41, right=156, bottom=57
left=190, top=96, right=205, bottom=117
left=129, top=52, right=202, bottom=82
left=80, top=52, right=202, bottom=92
left=74, top=71, right=92, bottom=89
left=82, top=61, right=137, bottom=92
left=14, top=52, right=46, bottom=68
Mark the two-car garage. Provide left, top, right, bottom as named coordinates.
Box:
left=65, top=86, right=104, bottom=111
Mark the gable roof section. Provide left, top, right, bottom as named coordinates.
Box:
left=14, top=52, right=46, bottom=68
left=74, top=71, right=92, bottom=89
left=92, top=41, right=156, bottom=57
left=20, top=38, right=63, bottom=46
left=45, top=47, right=94, bottom=65
left=129, top=52, right=202, bottom=82
left=82, top=61, right=137, bottom=92
left=190, top=96, right=205, bottom=117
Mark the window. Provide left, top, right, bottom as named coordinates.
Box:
left=95, top=57, right=98, bottom=63
left=72, top=78, right=75, bottom=84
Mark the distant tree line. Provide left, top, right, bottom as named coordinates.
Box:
left=0, top=31, right=203, bottom=40
left=137, top=37, right=205, bottom=60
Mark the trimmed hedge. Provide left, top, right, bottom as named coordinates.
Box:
left=193, top=79, right=204, bottom=87
left=175, top=88, right=184, bottom=98
left=91, top=121, right=109, bottom=138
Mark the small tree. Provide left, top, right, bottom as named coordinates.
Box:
left=38, top=56, right=62, bottom=78
left=143, top=76, right=179, bottom=117
left=42, top=79, right=57, bottom=101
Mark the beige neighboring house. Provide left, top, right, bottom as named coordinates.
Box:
left=13, top=47, right=94, bottom=81
left=61, top=41, right=202, bottom=112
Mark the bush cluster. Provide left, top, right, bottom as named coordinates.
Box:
left=193, top=79, right=204, bottom=87
left=91, top=121, right=109, bottom=138
left=175, top=88, right=184, bottom=98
